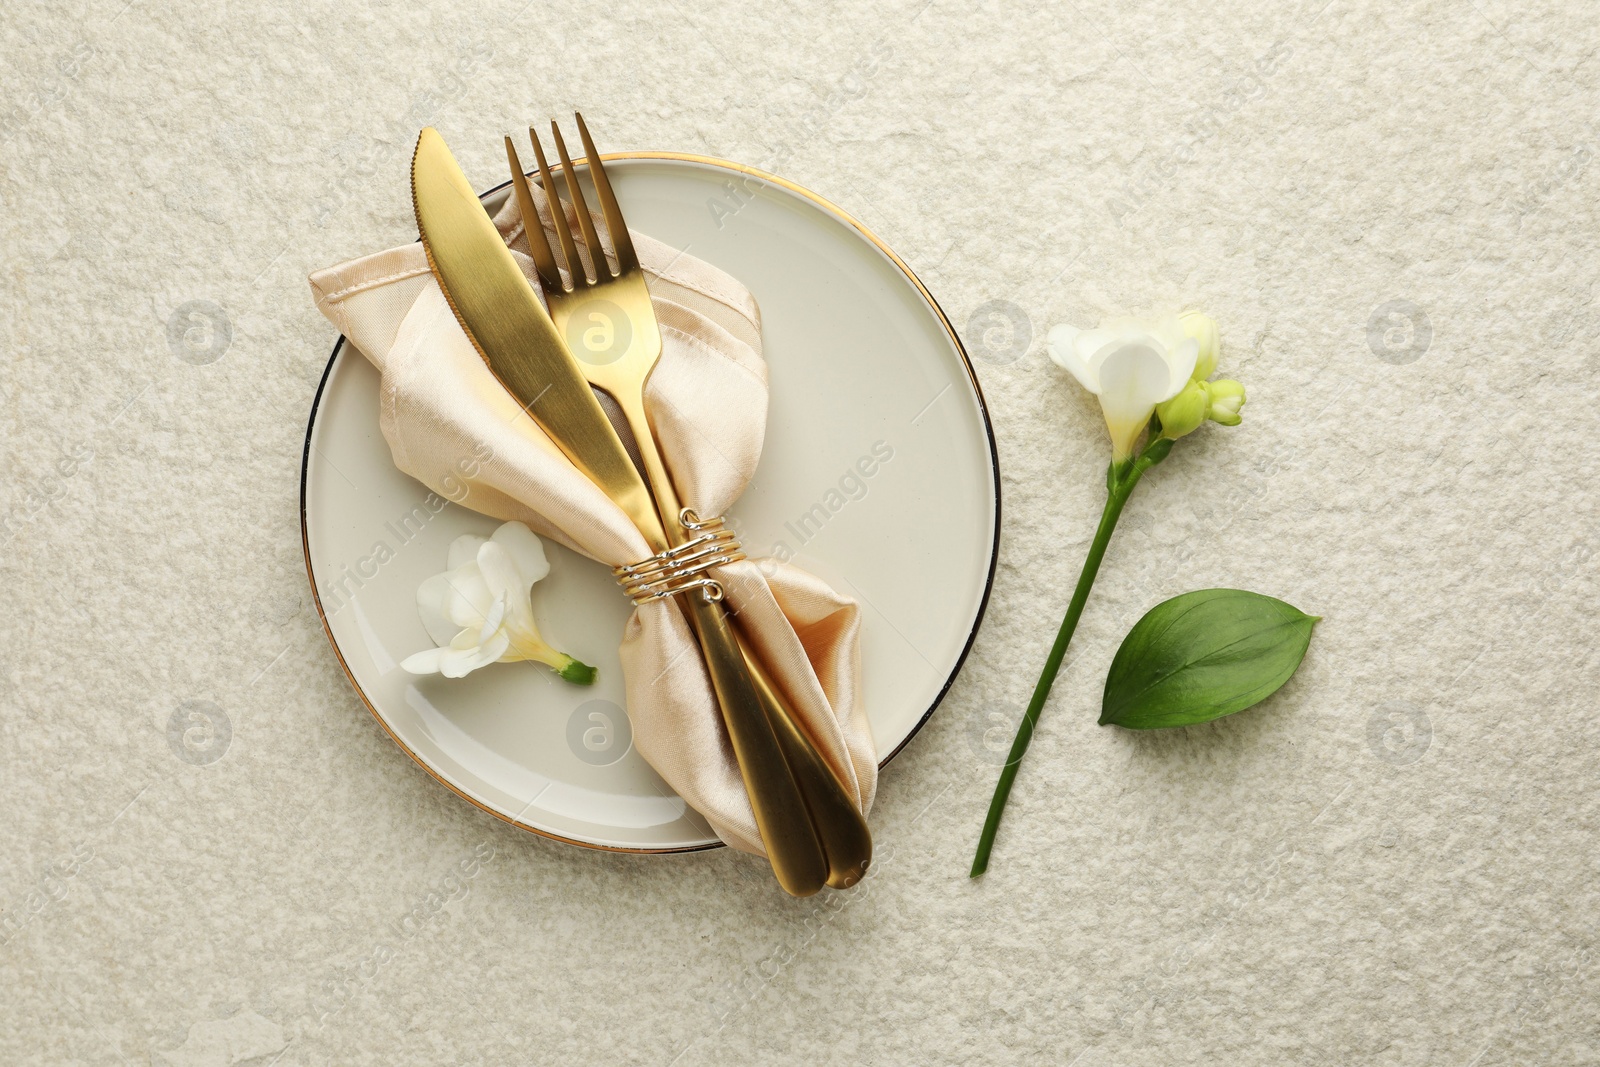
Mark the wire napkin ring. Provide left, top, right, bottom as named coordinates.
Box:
left=613, top=510, right=746, bottom=604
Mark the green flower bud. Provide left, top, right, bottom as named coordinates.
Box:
left=1156, top=379, right=1209, bottom=440
left=1206, top=379, right=1246, bottom=426
left=1180, top=311, right=1220, bottom=382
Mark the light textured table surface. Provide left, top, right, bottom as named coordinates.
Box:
left=4, top=0, right=1597, bottom=1063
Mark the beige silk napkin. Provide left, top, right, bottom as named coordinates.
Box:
left=308, top=185, right=876, bottom=855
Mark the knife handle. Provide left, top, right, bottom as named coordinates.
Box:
left=607, top=388, right=866, bottom=891
left=737, top=634, right=873, bottom=889
left=679, top=592, right=829, bottom=896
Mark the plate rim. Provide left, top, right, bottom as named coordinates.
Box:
left=299, top=151, right=1002, bottom=854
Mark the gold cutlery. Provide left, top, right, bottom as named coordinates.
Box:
left=413, top=127, right=858, bottom=895
left=505, top=115, right=873, bottom=890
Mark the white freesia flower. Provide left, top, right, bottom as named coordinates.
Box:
left=1047, top=316, right=1199, bottom=461
left=401, top=521, right=595, bottom=684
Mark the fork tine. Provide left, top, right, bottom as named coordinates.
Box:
left=550, top=120, right=611, bottom=282
left=529, top=125, right=583, bottom=289
left=505, top=136, right=563, bottom=293
left=574, top=112, right=639, bottom=275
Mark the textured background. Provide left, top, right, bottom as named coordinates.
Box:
left=3, top=0, right=1597, bottom=1063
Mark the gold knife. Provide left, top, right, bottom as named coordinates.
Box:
left=411, top=127, right=829, bottom=896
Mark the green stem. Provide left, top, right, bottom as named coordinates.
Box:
left=970, top=451, right=1158, bottom=877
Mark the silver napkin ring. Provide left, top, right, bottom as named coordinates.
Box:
left=613, top=509, right=746, bottom=605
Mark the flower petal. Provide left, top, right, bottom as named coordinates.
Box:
left=438, top=564, right=493, bottom=630
left=1165, top=337, right=1200, bottom=401
left=415, top=573, right=464, bottom=648
left=491, top=522, right=549, bottom=584
left=1095, top=340, right=1175, bottom=459
left=1047, top=324, right=1100, bottom=394
left=477, top=541, right=539, bottom=636
left=476, top=594, right=507, bottom=645
left=400, top=647, right=447, bottom=675
left=447, top=534, right=487, bottom=572
left=438, top=629, right=511, bottom=679
left=1147, top=316, right=1188, bottom=355
left=1095, top=318, right=1143, bottom=341
left=476, top=542, right=525, bottom=600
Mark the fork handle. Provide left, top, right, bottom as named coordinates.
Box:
left=679, top=592, right=829, bottom=896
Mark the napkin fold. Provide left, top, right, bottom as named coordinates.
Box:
left=309, top=184, right=876, bottom=855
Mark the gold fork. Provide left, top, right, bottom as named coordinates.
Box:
left=507, top=114, right=872, bottom=889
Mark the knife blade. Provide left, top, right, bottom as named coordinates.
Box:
left=410, top=127, right=829, bottom=895
left=409, top=128, right=658, bottom=538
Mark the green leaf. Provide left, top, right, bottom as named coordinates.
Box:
left=1099, top=589, right=1319, bottom=730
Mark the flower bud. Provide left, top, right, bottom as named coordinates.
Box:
left=1180, top=311, right=1220, bottom=382
left=1206, top=379, right=1246, bottom=426
left=1156, top=380, right=1209, bottom=440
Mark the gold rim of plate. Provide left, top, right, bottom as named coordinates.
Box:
left=299, top=151, right=1002, bottom=855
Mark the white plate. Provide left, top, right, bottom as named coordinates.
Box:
left=301, top=154, right=999, bottom=852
